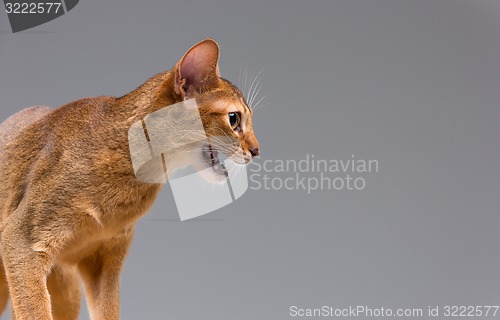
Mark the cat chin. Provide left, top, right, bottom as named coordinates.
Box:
left=165, top=153, right=226, bottom=184
left=196, top=165, right=228, bottom=184
left=194, top=153, right=228, bottom=184
left=167, top=147, right=236, bottom=184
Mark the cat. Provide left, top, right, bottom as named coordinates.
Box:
left=0, top=39, right=259, bottom=320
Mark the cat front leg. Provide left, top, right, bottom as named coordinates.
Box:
left=0, top=261, right=10, bottom=317
left=1, top=222, right=55, bottom=320
left=47, top=264, right=82, bottom=320
left=78, top=228, right=134, bottom=320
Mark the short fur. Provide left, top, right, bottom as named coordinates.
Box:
left=0, top=39, right=259, bottom=320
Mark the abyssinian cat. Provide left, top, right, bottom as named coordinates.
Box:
left=0, top=39, right=259, bottom=320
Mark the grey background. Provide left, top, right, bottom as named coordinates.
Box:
left=1, top=0, right=500, bottom=319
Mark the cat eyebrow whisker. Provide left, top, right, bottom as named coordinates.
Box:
left=249, top=79, right=260, bottom=107
left=239, top=64, right=247, bottom=97
left=251, top=93, right=269, bottom=112
left=253, top=103, right=269, bottom=113
left=242, top=64, right=249, bottom=99
left=249, top=80, right=262, bottom=109
left=247, top=70, right=262, bottom=108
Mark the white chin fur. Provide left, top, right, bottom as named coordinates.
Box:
left=196, top=165, right=228, bottom=184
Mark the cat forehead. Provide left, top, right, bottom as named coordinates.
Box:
left=210, top=99, right=250, bottom=113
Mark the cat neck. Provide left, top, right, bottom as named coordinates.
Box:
left=114, top=70, right=182, bottom=124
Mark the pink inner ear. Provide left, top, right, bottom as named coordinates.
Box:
left=179, top=40, right=220, bottom=88
left=181, top=54, right=207, bottom=84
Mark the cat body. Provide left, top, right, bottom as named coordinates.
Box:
left=0, top=39, right=259, bottom=320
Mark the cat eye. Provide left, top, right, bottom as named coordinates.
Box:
left=228, top=112, right=240, bottom=130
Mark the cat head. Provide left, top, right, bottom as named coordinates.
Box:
left=170, top=39, right=260, bottom=183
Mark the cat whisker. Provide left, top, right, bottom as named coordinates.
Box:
left=243, top=64, right=249, bottom=99
left=249, top=80, right=262, bottom=108
left=239, top=65, right=243, bottom=93
left=239, top=64, right=249, bottom=97
left=172, top=130, right=230, bottom=146
left=251, top=93, right=269, bottom=112
left=246, top=70, right=262, bottom=107
left=252, top=103, right=269, bottom=113
left=210, top=127, right=233, bottom=141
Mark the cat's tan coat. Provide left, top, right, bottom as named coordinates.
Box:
left=0, top=39, right=259, bottom=320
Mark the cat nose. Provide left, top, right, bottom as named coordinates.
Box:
left=249, top=147, right=260, bottom=158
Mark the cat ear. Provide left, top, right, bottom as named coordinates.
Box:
left=175, top=39, right=221, bottom=97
